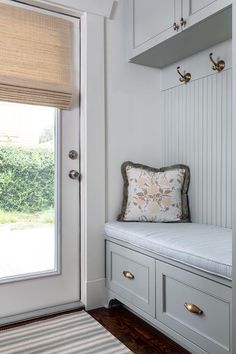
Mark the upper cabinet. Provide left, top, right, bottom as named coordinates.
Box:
left=182, top=0, right=228, bottom=27
left=186, top=0, right=217, bottom=17
left=133, top=0, right=181, bottom=49
left=126, top=0, right=232, bottom=68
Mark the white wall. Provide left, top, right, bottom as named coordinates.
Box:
left=80, top=13, right=107, bottom=309
left=80, top=1, right=162, bottom=309
left=105, top=0, right=162, bottom=221
left=161, top=40, right=232, bottom=228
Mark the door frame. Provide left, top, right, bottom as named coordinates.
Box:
left=0, top=1, right=83, bottom=323
left=13, top=0, right=107, bottom=312
left=0, top=0, right=107, bottom=324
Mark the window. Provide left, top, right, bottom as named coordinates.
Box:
left=0, top=102, right=58, bottom=280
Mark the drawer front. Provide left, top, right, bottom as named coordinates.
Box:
left=106, top=241, right=155, bottom=317
left=156, top=261, right=231, bottom=353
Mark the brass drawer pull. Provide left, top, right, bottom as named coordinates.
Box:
left=123, top=271, right=135, bottom=280
left=184, top=303, right=203, bottom=315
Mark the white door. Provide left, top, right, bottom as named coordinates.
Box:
left=0, top=5, right=81, bottom=322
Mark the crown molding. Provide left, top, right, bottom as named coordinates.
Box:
left=12, top=0, right=115, bottom=17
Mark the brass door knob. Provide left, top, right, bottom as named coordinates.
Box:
left=173, top=22, right=179, bottom=31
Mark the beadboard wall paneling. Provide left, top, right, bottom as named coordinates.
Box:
left=162, top=69, right=232, bottom=228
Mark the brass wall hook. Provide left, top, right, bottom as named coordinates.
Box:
left=177, top=66, right=191, bottom=84
left=209, top=53, right=225, bottom=72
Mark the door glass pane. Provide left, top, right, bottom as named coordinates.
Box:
left=0, top=102, right=57, bottom=281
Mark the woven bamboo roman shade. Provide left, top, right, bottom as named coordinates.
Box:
left=0, top=3, right=73, bottom=109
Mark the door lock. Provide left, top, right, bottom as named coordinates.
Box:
left=69, top=170, right=80, bottom=180
left=69, top=150, right=78, bottom=160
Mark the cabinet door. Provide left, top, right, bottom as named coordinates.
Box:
left=188, top=0, right=217, bottom=15
left=127, top=0, right=182, bottom=60
left=106, top=242, right=155, bottom=317
left=134, top=0, right=181, bottom=48
left=156, top=261, right=231, bottom=354
left=182, top=0, right=231, bottom=28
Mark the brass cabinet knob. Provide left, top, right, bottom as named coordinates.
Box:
left=123, top=271, right=135, bottom=280
left=173, top=22, right=179, bottom=31
left=180, top=17, right=187, bottom=27
left=184, top=303, right=203, bottom=315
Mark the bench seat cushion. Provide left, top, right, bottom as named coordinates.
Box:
left=105, top=222, right=232, bottom=280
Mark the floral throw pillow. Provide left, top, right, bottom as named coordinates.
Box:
left=118, top=162, right=190, bottom=223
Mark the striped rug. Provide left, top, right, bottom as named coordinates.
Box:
left=0, top=311, right=132, bottom=354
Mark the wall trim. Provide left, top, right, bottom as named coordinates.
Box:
left=85, top=278, right=106, bottom=310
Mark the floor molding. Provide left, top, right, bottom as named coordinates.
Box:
left=85, top=278, right=106, bottom=310
left=0, top=301, right=84, bottom=326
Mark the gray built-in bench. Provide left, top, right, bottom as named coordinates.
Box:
left=105, top=221, right=232, bottom=354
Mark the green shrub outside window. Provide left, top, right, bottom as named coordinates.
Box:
left=0, top=146, right=54, bottom=213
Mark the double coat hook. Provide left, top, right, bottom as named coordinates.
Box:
left=177, top=66, right=191, bottom=84
left=176, top=53, right=225, bottom=85
left=209, top=53, right=225, bottom=72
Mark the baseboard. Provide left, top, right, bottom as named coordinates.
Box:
left=0, top=301, right=84, bottom=326
left=85, top=278, right=106, bottom=310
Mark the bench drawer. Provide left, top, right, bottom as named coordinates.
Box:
left=106, top=241, right=155, bottom=317
left=156, top=261, right=231, bottom=354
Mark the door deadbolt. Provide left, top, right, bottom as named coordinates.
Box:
left=69, top=150, right=78, bottom=160
left=69, top=170, right=80, bottom=180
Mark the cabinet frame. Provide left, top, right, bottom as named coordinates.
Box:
left=126, top=0, right=232, bottom=68
left=106, top=237, right=232, bottom=354
left=126, top=0, right=182, bottom=61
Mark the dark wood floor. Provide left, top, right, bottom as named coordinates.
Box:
left=89, top=306, right=190, bottom=354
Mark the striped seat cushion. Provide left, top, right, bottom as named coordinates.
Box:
left=105, top=221, right=232, bottom=279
